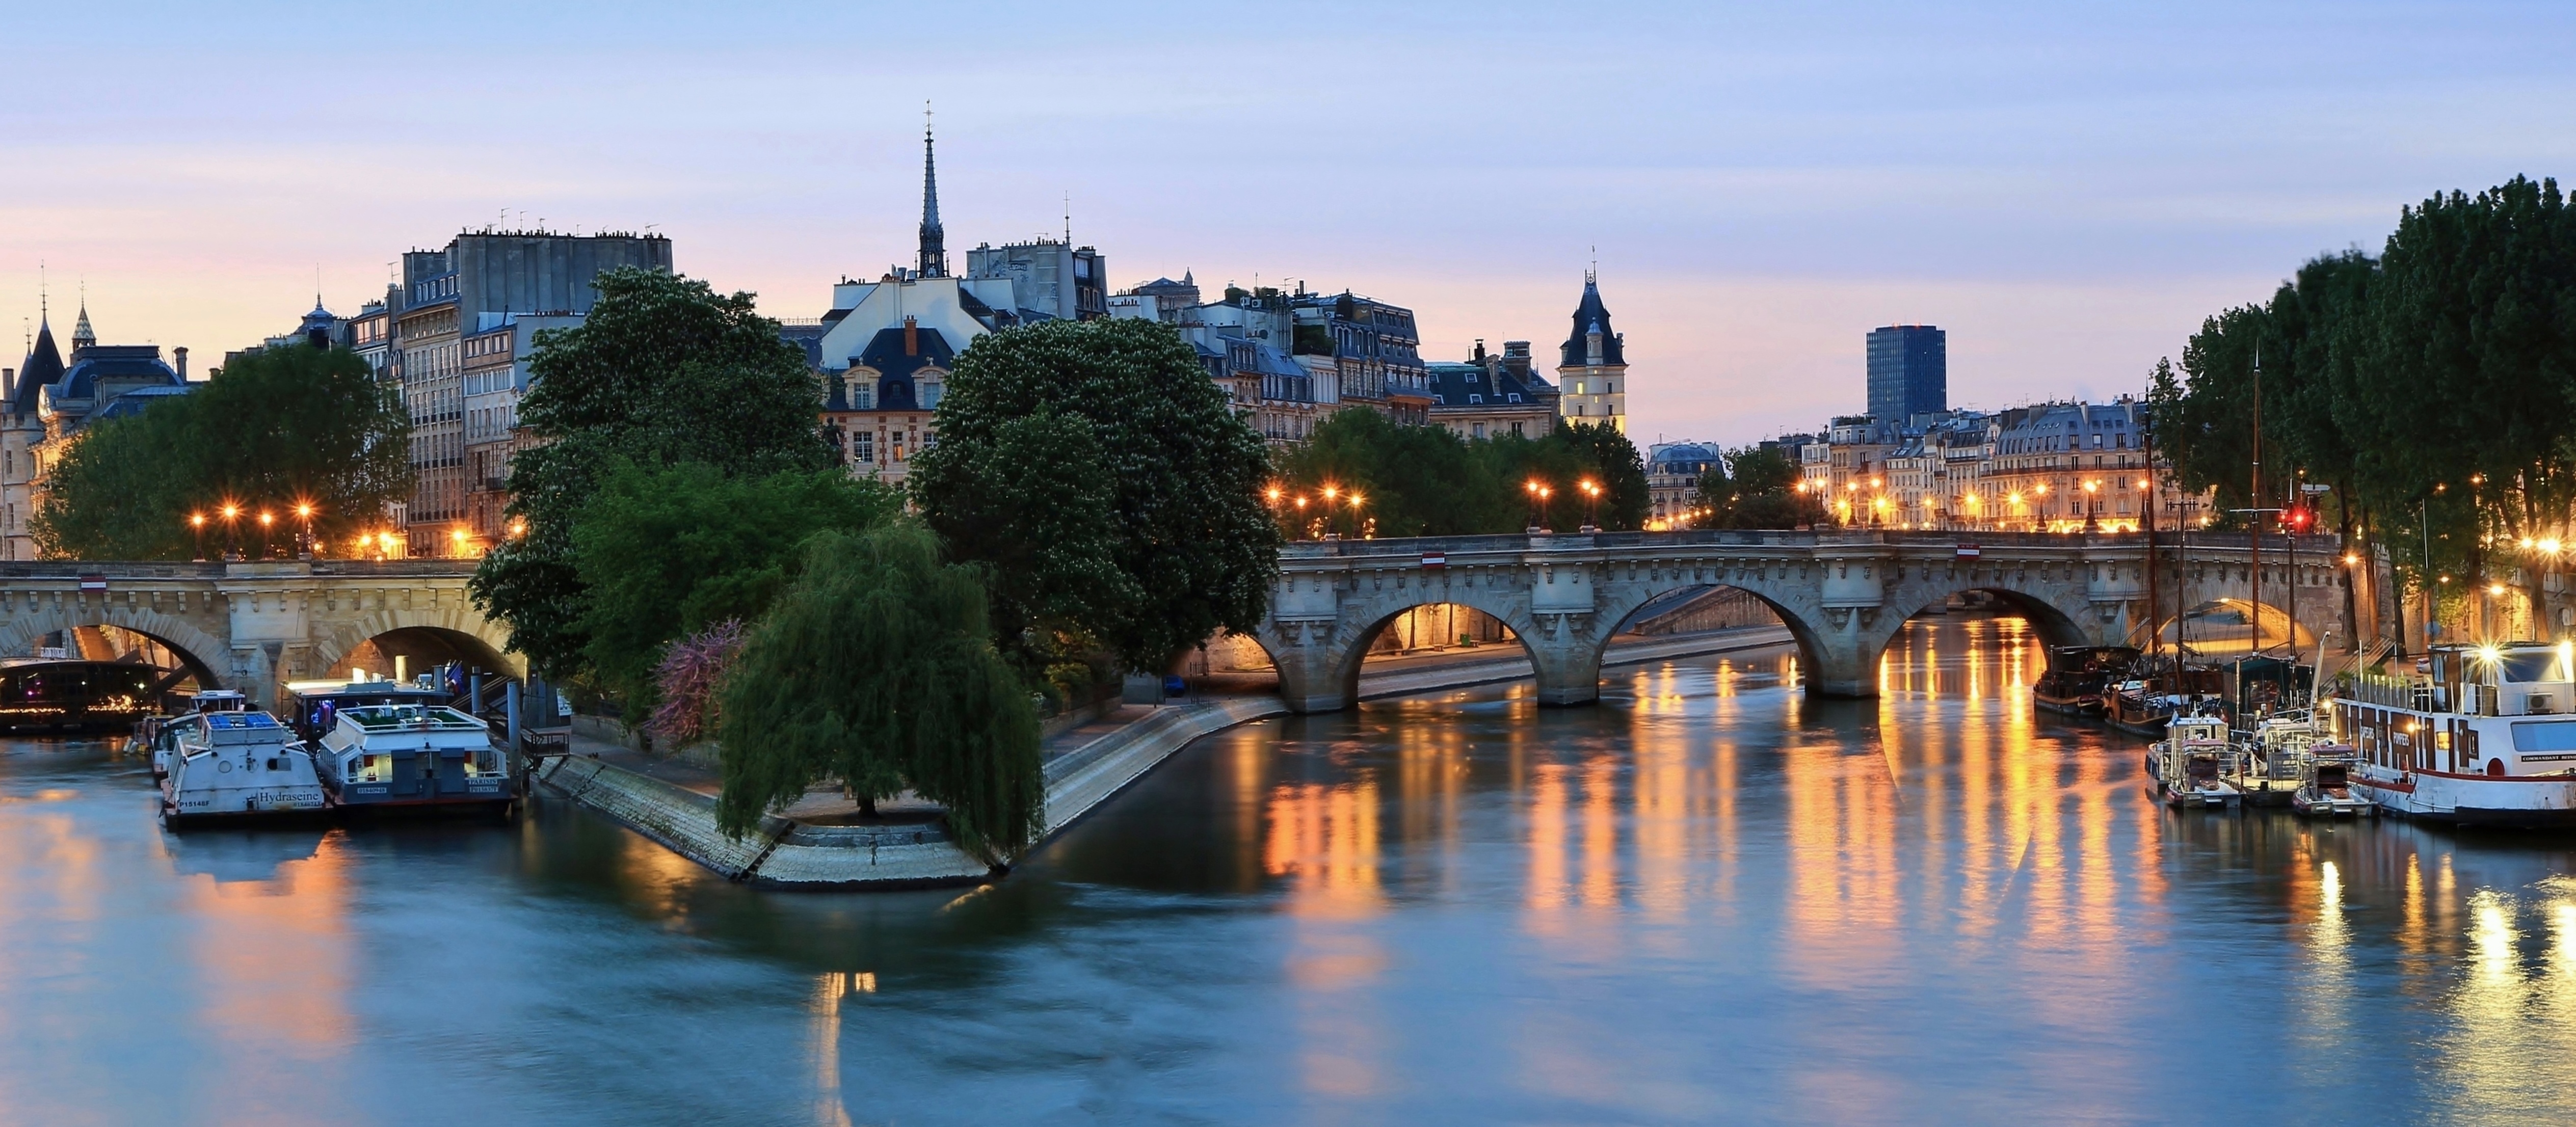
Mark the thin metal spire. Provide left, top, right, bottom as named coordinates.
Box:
left=917, top=101, right=946, bottom=277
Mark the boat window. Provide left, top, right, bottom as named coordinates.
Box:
left=2499, top=652, right=2565, bottom=683
left=2510, top=720, right=2576, bottom=754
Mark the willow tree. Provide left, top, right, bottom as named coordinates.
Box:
left=712, top=526, right=1043, bottom=863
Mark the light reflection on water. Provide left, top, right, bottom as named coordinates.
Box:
left=8, top=614, right=2576, bottom=1124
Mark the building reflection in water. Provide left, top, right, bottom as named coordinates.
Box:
left=1264, top=771, right=1389, bottom=1096
left=809, top=971, right=872, bottom=1127
left=167, top=830, right=358, bottom=1127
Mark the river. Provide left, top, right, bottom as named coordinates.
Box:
left=4, top=613, right=2575, bottom=1126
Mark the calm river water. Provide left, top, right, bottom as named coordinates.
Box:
left=6, top=614, right=2576, bottom=1126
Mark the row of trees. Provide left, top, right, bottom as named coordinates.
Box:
left=467, top=271, right=1278, bottom=859
left=34, top=345, right=412, bottom=558
left=2150, top=175, right=2576, bottom=631
left=1269, top=408, right=1651, bottom=534
left=1691, top=446, right=1823, bottom=529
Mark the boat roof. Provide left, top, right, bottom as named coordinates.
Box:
left=285, top=679, right=445, bottom=697
left=333, top=704, right=485, bottom=732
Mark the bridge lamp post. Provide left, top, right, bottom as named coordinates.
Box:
left=1293, top=495, right=1310, bottom=541
left=219, top=503, right=242, bottom=561
left=257, top=511, right=275, bottom=558
left=2082, top=479, right=2101, bottom=533
left=1321, top=486, right=1341, bottom=540
left=1580, top=479, right=1601, bottom=532
left=295, top=503, right=315, bottom=559
left=1524, top=480, right=1547, bottom=533
left=1348, top=492, right=1368, bottom=539
left=189, top=513, right=207, bottom=562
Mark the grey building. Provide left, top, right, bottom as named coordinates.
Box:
left=1291, top=289, right=1430, bottom=424
left=392, top=230, right=674, bottom=553
left=1866, top=325, right=1947, bottom=424
left=964, top=238, right=1107, bottom=321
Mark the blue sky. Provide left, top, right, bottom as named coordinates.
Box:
left=4, top=1, right=2569, bottom=443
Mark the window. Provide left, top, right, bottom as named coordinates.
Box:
left=1469, top=394, right=1483, bottom=404
left=854, top=432, right=873, bottom=463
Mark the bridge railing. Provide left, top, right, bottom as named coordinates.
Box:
left=0, top=559, right=485, bottom=580
left=1279, top=528, right=2344, bottom=558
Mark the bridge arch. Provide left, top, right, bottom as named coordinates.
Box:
left=305, top=606, right=522, bottom=685
left=0, top=604, right=231, bottom=692
left=1260, top=582, right=1558, bottom=711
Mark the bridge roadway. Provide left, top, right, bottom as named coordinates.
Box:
left=1255, top=529, right=2347, bottom=711
left=0, top=529, right=2344, bottom=712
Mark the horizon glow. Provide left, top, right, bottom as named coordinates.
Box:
left=3, top=1, right=2569, bottom=445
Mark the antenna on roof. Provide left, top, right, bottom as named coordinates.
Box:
left=1064, top=191, right=1071, bottom=244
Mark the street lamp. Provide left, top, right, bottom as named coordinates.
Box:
left=2082, top=479, right=2101, bottom=533
left=219, top=503, right=242, bottom=560
left=1348, top=491, right=1367, bottom=539
left=189, top=512, right=207, bottom=561
left=295, top=502, right=316, bottom=558
left=1579, top=479, right=1601, bottom=532
left=257, top=510, right=275, bottom=557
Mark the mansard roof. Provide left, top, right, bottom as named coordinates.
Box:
left=1558, top=275, right=1626, bottom=368
left=55, top=345, right=178, bottom=401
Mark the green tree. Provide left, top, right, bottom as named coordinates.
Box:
left=1274, top=408, right=1518, bottom=536
left=908, top=405, right=1134, bottom=696
left=911, top=317, right=1279, bottom=674
left=35, top=343, right=410, bottom=559
left=1696, top=445, right=1816, bottom=529
left=570, top=461, right=901, bottom=711
left=713, top=526, right=1044, bottom=862
left=469, top=267, right=832, bottom=682
left=1552, top=421, right=1651, bottom=529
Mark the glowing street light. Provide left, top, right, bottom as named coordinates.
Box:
left=189, top=512, right=207, bottom=561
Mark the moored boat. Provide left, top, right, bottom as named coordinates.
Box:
left=2154, top=713, right=2243, bottom=808
left=313, top=704, right=516, bottom=815
left=2330, top=642, right=2576, bottom=829
left=2034, top=646, right=2137, bottom=717
left=2235, top=712, right=2315, bottom=808
left=146, top=690, right=252, bottom=781
left=2291, top=742, right=2373, bottom=818
left=154, top=708, right=327, bottom=827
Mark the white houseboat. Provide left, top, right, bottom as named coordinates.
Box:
left=2328, top=642, right=2576, bottom=828
left=154, top=709, right=327, bottom=827
left=313, top=704, right=516, bottom=814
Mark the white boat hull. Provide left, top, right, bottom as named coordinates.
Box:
left=2350, top=766, right=2576, bottom=828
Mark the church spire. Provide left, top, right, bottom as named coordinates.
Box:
left=71, top=286, right=95, bottom=352
left=917, top=103, right=946, bottom=278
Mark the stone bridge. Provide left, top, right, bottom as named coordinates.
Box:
left=1254, top=530, right=2347, bottom=711
left=0, top=559, right=512, bottom=704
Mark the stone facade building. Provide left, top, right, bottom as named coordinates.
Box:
left=1556, top=272, right=1628, bottom=432
left=2, top=303, right=190, bottom=560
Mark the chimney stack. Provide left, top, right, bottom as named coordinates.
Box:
left=173, top=347, right=189, bottom=381
left=903, top=316, right=919, bottom=357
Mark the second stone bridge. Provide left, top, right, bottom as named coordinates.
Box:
left=1254, top=529, right=2347, bottom=711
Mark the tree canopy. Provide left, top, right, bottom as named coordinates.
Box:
left=2148, top=174, right=2576, bottom=629
left=1268, top=411, right=1654, bottom=535
left=34, top=343, right=410, bottom=559
left=910, top=316, right=1279, bottom=676
left=1694, top=445, right=1820, bottom=529
left=570, top=460, right=900, bottom=711
left=712, top=525, right=1044, bottom=862
left=469, top=267, right=832, bottom=682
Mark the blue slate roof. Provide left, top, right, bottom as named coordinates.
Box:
left=9, top=321, right=64, bottom=415
left=54, top=346, right=178, bottom=401
left=1558, top=277, right=1626, bottom=368
left=827, top=325, right=955, bottom=412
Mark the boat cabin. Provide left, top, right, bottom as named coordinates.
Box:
left=282, top=678, right=451, bottom=744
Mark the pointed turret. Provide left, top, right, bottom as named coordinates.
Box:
left=917, top=117, right=947, bottom=278
left=12, top=318, right=65, bottom=416
left=1558, top=271, right=1623, bottom=368
left=71, top=302, right=95, bottom=353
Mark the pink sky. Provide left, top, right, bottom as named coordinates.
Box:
left=5, top=1, right=2567, bottom=445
